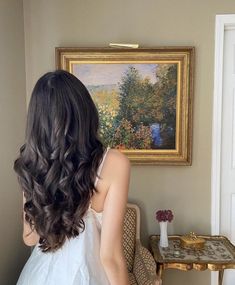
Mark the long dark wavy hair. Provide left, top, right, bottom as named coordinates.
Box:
left=14, top=70, right=105, bottom=252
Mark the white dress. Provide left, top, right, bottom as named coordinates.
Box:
left=17, top=148, right=110, bottom=285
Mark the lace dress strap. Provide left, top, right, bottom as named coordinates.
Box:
left=94, top=147, right=110, bottom=188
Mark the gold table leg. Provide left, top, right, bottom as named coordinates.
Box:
left=157, top=263, right=163, bottom=280
left=218, top=269, right=224, bottom=285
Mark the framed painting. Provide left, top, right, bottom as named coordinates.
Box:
left=56, top=47, right=194, bottom=165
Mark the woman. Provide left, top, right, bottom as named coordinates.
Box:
left=14, top=70, right=130, bottom=285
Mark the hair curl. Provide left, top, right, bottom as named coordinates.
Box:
left=14, top=70, right=105, bottom=252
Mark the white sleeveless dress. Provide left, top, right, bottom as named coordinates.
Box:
left=17, top=148, right=110, bottom=285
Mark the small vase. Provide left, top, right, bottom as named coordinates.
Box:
left=159, top=221, right=168, bottom=247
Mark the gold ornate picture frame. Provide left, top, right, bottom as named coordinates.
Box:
left=56, top=47, right=194, bottom=165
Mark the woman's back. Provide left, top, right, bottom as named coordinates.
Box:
left=17, top=148, right=111, bottom=285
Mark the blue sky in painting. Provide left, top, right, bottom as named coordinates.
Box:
left=72, top=63, right=157, bottom=86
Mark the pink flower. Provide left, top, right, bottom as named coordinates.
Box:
left=156, top=209, right=174, bottom=222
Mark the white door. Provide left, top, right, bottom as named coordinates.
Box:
left=220, top=27, right=235, bottom=284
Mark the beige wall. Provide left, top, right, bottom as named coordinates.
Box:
left=22, top=1, right=234, bottom=285
left=0, top=0, right=29, bottom=284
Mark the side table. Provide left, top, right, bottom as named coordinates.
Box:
left=149, top=235, right=235, bottom=285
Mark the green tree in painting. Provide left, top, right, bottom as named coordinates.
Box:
left=154, top=64, right=177, bottom=131
left=111, top=66, right=156, bottom=149
left=116, top=66, right=156, bottom=128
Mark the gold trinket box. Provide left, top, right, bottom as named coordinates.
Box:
left=180, top=232, right=205, bottom=250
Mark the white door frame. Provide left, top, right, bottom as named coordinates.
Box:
left=211, top=14, right=235, bottom=285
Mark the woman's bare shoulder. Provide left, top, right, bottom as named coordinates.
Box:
left=97, top=148, right=130, bottom=191
left=106, top=148, right=130, bottom=169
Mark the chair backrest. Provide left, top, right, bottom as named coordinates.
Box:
left=123, top=203, right=140, bottom=272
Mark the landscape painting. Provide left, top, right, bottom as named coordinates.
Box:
left=72, top=63, right=177, bottom=150
left=56, top=48, right=194, bottom=165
